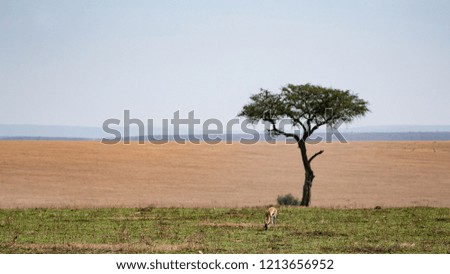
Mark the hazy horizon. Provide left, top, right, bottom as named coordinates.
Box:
left=1, top=123, right=450, bottom=141
left=1, top=1, right=450, bottom=128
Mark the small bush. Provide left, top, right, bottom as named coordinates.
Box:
left=277, top=193, right=300, bottom=206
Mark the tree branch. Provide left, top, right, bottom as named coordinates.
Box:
left=308, top=150, right=324, bottom=163
left=292, top=117, right=307, bottom=133
left=302, top=118, right=313, bottom=141
left=310, top=122, right=324, bottom=133
left=267, top=119, right=300, bottom=143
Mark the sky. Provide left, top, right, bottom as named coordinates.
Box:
left=1, top=0, right=449, bottom=129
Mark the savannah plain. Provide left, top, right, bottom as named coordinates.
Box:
left=1, top=140, right=449, bottom=253
left=1, top=140, right=449, bottom=208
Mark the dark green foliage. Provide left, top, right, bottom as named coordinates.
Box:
left=238, top=83, right=369, bottom=138
left=277, top=193, right=300, bottom=206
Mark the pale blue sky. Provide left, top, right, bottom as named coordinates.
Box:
left=1, top=0, right=449, bottom=128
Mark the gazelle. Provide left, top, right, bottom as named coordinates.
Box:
left=264, top=207, right=278, bottom=230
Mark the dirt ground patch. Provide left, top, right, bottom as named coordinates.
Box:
left=0, top=141, right=449, bottom=208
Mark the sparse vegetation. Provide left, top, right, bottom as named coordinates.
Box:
left=277, top=193, right=300, bottom=206
left=0, top=207, right=448, bottom=254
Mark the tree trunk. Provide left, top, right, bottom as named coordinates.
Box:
left=300, top=170, right=314, bottom=206
left=298, top=140, right=314, bottom=206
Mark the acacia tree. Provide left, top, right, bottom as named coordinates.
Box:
left=239, top=84, right=369, bottom=206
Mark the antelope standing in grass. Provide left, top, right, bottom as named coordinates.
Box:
left=264, top=207, right=278, bottom=230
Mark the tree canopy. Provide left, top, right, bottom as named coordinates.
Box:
left=239, top=83, right=369, bottom=141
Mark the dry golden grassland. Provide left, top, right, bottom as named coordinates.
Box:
left=1, top=140, right=449, bottom=208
